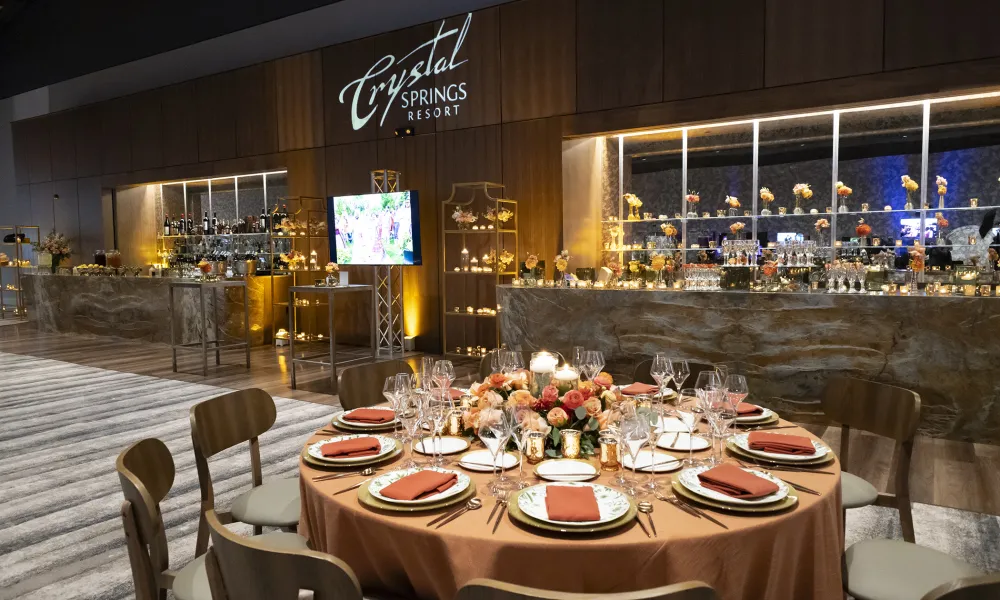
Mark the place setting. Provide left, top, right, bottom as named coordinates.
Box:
left=329, top=406, right=400, bottom=433
left=506, top=481, right=639, bottom=534
left=349, top=466, right=477, bottom=514
left=303, top=433, right=401, bottom=474
left=669, top=463, right=799, bottom=514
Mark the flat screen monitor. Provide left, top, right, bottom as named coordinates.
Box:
left=328, top=191, right=422, bottom=265
left=776, top=232, right=804, bottom=243
left=899, top=218, right=936, bottom=240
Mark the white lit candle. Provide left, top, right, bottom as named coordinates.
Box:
left=530, top=352, right=558, bottom=373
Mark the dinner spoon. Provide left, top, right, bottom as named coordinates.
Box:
left=312, top=466, right=377, bottom=482
left=637, top=501, right=657, bottom=537
left=435, top=498, right=482, bottom=529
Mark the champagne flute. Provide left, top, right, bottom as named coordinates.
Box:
left=398, top=394, right=421, bottom=469
left=622, top=417, right=651, bottom=497
left=478, top=409, right=509, bottom=496
left=672, top=405, right=700, bottom=467
left=650, top=353, right=671, bottom=404
left=591, top=350, right=605, bottom=379
left=419, top=356, right=435, bottom=391
left=572, top=346, right=585, bottom=369
left=427, top=397, right=451, bottom=467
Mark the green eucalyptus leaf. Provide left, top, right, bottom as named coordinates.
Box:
left=574, top=406, right=587, bottom=420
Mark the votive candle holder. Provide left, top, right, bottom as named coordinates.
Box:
left=525, top=431, right=546, bottom=464
left=560, top=430, right=582, bottom=459
left=599, top=435, right=621, bottom=471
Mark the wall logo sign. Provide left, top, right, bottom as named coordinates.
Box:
left=340, top=13, right=472, bottom=130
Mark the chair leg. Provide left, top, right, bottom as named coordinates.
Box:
left=899, top=499, right=915, bottom=543
left=254, top=524, right=263, bottom=536
left=195, top=512, right=210, bottom=558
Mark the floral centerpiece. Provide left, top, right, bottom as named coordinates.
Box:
left=325, top=261, right=340, bottom=285
left=685, top=191, right=700, bottom=218
left=935, top=212, right=949, bottom=244
left=197, top=258, right=213, bottom=279
left=278, top=218, right=303, bottom=235
left=523, top=253, right=540, bottom=281
left=452, top=207, right=477, bottom=229
left=554, top=249, right=570, bottom=279
left=279, top=250, right=306, bottom=270
left=729, top=221, right=746, bottom=239
left=726, top=195, right=740, bottom=216
left=624, top=193, right=643, bottom=220
left=792, top=183, right=813, bottom=214
left=607, top=257, right=623, bottom=283
left=484, top=248, right=514, bottom=273
left=34, top=230, right=72, bottom=273
left=901, top=175, right=919, bottom=210
left=936, top=176, right=948, bottom=209
left=836, top=181, right=853, bottom=213
left=462, top=371, right=621, bottom=456
left=660, top=222, right=678, bottom=247
left=485, top=207, right=514, bottom=224
left=759, top=187, right=775, bottom=215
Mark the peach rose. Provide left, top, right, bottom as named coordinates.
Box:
left=593, top=372, right=613, bottom=388
left=479, top=407, right=505, bottom=427
left=462, top=407, right=481, bottom=431
left=583, top=397, right=602, bottom=417
left=561, top=389, right=585, bottom=411
left=547, top=407, right=569, bottom=427
left=596, top=409, right=614, bottom=430
left=508, top=371, right=528, bottom=390
left=520, top=410, right=552, bottom=435
left=509, top=389, right=535, bottom=408
left=542, top=385, right=559, bottom=402
left=488, top=373, right=508, bottom=388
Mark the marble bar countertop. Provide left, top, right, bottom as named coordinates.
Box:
left=498, top=285, right=999, bottom=445
left=23, top=274, right=271, bottom=345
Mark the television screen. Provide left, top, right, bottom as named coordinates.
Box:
left=899, top=218, right=936, bottom=240
left=776, top=232, right=804, bottom=243
left=328, top=191, right=422, bottom=265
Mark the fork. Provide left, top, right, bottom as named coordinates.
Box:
left=491, top=489, right=509, bottom=534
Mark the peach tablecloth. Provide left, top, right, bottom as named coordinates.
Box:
left=299, top=421, right=843, bottom=600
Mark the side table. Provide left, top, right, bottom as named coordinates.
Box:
left=169, top=279, right=251, bottom=376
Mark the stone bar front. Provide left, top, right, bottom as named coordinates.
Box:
left=498, top=285, right=999, bottom=444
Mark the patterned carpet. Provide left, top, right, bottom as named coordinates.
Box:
left=0, top=351, right=997, bottom=599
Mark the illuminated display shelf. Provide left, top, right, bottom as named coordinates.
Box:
left=0, top=225, right=39, bottom=321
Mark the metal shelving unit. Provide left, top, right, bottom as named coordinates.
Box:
left=0, top=225, right=39, bottom=321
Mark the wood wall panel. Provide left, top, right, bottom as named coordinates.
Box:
left=285, top=148, right=326, bottom=198
left=12, top=185, right=33, bottom=227
left=322, top=38, right=377, bottom=146
left=29, top=182, right=55, bottom=234
left=764, top=0, right=883, bottom=87
left=435, top=125, right=502, bottom=201
left=196, top=72, right=238, bottom=162
left=76, top=176, right=105, bottom=260
left=73, top=105, right=103, bottom=178
left=161, top=81, right=199, bottom=167
left=275, top=51, right=325, bottom=151
left=373, top=24, right=436, bottom=139
left=578, top=0, right=663, bottom=111
left=502, top=117, right=563, bottom=272
left=129, top=91, right=163, bottom=172
left=324, top=142, right=379, bottom=196
left=434, top=8, right=502, bottom=131
left=51, top=179, right=80, bottom=263
left=885, top=0, right=1000, bottom=70
left=100, top=97, right=132, bottom=174
left=234, top=64, right=278, bottom=158
left=24, top=117, right=52, bottom=184
left=11, top=120, right=31, bottom=185
left=500, top=0, right=576, bottom=122
left=48, top=110, right=78, bottom=181
left=663, top=0, right=764, bottom=101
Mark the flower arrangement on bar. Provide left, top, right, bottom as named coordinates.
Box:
left=685, top=191, right=700, bottom=218
left=553, top=249, right=570, bottom=282
left=606, top=257, right=623, bottom=284
left=936, top=176, right=948, bottom=209
left=197, top=258, right=213, bottom=279
left=792, top=183, right=813, bottom=214
left=649, top=252, right=668, bottom=284
left=660, top=222, right=678, bottom=247
left=34, top=230, right=72, bottom=273
left=523, top=253, right=541, bottom=282
left=485, top=207, right=514, bottom=225
left=836, top=181, right=853, bottom=213
left=726, top=195, right=740, bottom=216
left=814, top=218, right=830, bottom=245
left=935, top=212, right=949, bottom=244
left=759, top=187, right=775, bottom=215
left=279, top=250, right=306, bottom=270
left=277, top=217, right=306, bottom=236
left=901, top=175, right=919, bottom=210
left=728, top=221, right=746, bottom=239
left=462, top=371, right=621, bottom=456
left=856, top=219, right=872, bottom=245
left=624, top=193, right=643, bottom=220
left=451, top=207, right=478, bottom=229
left=325, top=261, right=340, bottom=285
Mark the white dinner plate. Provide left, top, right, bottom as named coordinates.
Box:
left=306, top=434, right=397, bottom=464
left=621, top=450, right=682, bottom=473
left=735, top=406, right=775, bottom=423
left=334, top=408, right=398, bottom=429
left=518, top=482, right=631, bottom=526
left=732, top=432, right=829, bottom=462
left=534, top=459, right=599, bottom=482
left=414, top=436, right=470, bottom=455
left=458, top=449, right=518, bottom=472
left=677, top=465, right=789, bottom=506
left=656, top=432, right=710, bottom=451
left=368, top=467, right=471, bottom=505
left=655, top=416, right=689, bottom=433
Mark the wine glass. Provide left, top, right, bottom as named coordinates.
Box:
left=397, top=393, right=422, bottom=469
left=621, top=416, right=651, bottom=497
left=724, top=374, right=749, bottom=413
left=714, top=364, right=730, bottom=386
left=672, top=403, right=701, bottom=467
left=704, top=388, right=737, bottom=466
left=669, top=359, right=690, bottom=391
left=490, top=350, right=503, bottom=374
left=507, top=412, right=529, bottom=489
left=426, top=397, right=451, bottom=467
left=585, top=350, right=605, bottom=381
left=572, top=346, right=585, bottom=369
left=650, top=353, right=671, bottom=401
left=432, top=360, right=455, bottom=402
left=506, top=351, right=525, bottom=373
left=382, top=376, right=401, bottom=408
left=478, top=409, right=510, bottom=496
left=418, top=356, right=435, bottom=391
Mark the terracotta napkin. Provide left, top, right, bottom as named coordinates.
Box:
left=621, top=382, right=658, bottom=396
left=736, top=402, right=764, bottom=416
left=343, top=408, right=395, bottom=423
left=697, top=464, right=779, bottom=499
left=379, top=470, right=458, bottom=501
left=544, top=485, right=601, bottom=522
left=320, top=437, right=381, bottom=458
left=448, top=388, right=465, bottom=400
left=748, top=431, right=816, bottom=455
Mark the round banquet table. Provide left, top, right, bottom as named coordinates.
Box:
left=299, top=415, right=843, bottom=600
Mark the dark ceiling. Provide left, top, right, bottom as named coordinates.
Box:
left=0, top=0, right=346, bottom=99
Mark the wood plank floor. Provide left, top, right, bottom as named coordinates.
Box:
left=2, top=323, right=997, bottom=516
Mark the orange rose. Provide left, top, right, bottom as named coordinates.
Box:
left=488, top=373, right=507, bottom=388
left=509, top=389, right=534, bottom=408
left=562, top=390, right=585, bottom=411
left=462, top=408, right=481, bottom=430
left=593, top=372, right=613, bottom=388
left=547, top=407, right=569, bottom=427
left=583, top=397, right=602, bottom=417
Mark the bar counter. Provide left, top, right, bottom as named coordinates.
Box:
left=498, top=285, right=1000, bottom=445
left=23, top=273, right=272, bottom=346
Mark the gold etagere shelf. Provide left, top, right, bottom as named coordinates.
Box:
left=440, top=182, right=518, bottom=361
left=0, top=225, right=39, bottom=321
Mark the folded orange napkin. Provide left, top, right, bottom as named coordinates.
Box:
left=343, top=408, right=395, bottom=423
left=621, top=382, right=658, bottom=396
left=448, top=388, right=464, bottom=400
left=544, top=485, right=601, bottom=521
left=320, top=437, right=381, bottom=458
left=748, top=431, right=815, bottom=455
left=736, top=402, right=764, bottom=416
left=697, top=464, right=779, bottom=499
left=379, top=470, right=458, bottom=501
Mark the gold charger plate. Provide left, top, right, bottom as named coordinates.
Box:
left=726, top=439, right=835, bottom=467
left=671, top=479, right=799, bottom=514
left=734, top=412, right=780, bottom=427
left=330, top=417, right=398, bottom=433
left=357, top=478, right=476, bottom=513
left=301, top=445, right=402, bottom=470
left=507, top=488, right=638, bottom=534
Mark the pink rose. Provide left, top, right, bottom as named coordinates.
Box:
left=542, top=385, right=559, bottom=402
left=561, top=389, right=585, bottom=411
left=546, top=407, right=569, bottom=427
left=462, top=408, right=480, bottom=431
left=488, top=373, right=508, bottom=388
left=593, top=372, right=613, bottom=388
left=583, top=397, right=602, bottom=417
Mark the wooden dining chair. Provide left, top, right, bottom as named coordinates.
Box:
left=455, top=579, right=720, bottom=600
left=190, top=388, right=300, bottom=557
left=845, top=539, right=987, bottom=600
left=338, top=359, right=413, bottom=410
left=117, top=439, right=307, bottom=600
left=922, top=574, right=1000, bottom=600
left=821, top=376, right=920, bottom=543
left=632, top=359, right=715, bottom=390
left=203, top=509, right=363, bottom=600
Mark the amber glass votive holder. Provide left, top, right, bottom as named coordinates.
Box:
left=599, top=435, right=621, bottom=471
left=525, top=431, right=546, bottom=464
left=445, top=410, right=463, bottom=435
left=560, top=430, right=582, bottom=459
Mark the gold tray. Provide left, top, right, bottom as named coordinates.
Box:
left=726, top=439, right=835, bottom=467
left=301, top=445, right=402, bottom=470
left=357, top=479, right=476, bottom=513
left=672, top=479, right=799, bottom=514
left=506, top=487, right=638, bottom=534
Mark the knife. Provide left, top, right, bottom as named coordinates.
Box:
left=435, top=505, right=471, bottom=529
left=427, top=503, right=467, bottom=527
left=486, top=498, right=502, bottom=524
left=675, top=497, right=729, bottom=530
left=332, top=478, right=371, bottom=496
left=777, top=477, right=819, bottom=496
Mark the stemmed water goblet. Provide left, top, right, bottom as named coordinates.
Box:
left=668, top=359, right=690, bottom=393
left=621, top=416, right=651, bottom=497
left=703, top=387, right=737, bottom=466
left=432, top=360, right=455, bottom=403
left=426, top=397, right=451, bottom=467
left=478, top=408, right=511, bottom=496
left=584, top=350, right=605, bottom=381
left=724, top=374, right=749, bottom=412
left=650, top=353, right=671, bottom=401
left=397, top=392, right=422, bottom=469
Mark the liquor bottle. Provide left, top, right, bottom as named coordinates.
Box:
left=260, top=208, right=268, bottom=233
left=202, top=212, right=210, bottom=235
left=281, top=204, right=288, bottom=227
left=211, top=212, right=218, bottom=235
left=187, top=214, right=193, bottom=234
left=164, top=215, right=171, bottom=236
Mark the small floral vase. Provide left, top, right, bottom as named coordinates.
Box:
left=325, top=272, right=340, bottom=286
left=838, top=204, right=848, bottom=213
left=728, top=208, right=738, bottom=216
left=793, top=199, right=804, bottom=215
left=760, top=207, right=772, bottom=216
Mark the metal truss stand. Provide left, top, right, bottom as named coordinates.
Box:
left=371, top=169, right=405, bottom=357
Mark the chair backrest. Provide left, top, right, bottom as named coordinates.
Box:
left=922, top=574, right=1000, bottom=600
left=821, top=377, right=921, bottom=442
left=338, top=360, right=414, bottom=410
left=204, top=510, right=363, bottom=600
left=633, top=360, right=716, bottom=390
left=190, top=388, right=277, bottom=459
left=116, top=438, right=175, bottom=600
left=455, top=579, right=720, bottom=600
